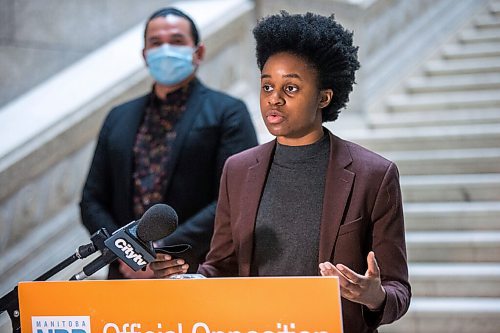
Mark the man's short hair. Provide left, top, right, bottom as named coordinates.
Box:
left=253, top=11, right=360, bottom=122
left=145, top=7, right=200, bottom=45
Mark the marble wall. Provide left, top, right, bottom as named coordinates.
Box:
left=0, top=0, right=174, bottom=107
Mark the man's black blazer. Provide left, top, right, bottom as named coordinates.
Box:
left=80, top=78, right=258, bottom=275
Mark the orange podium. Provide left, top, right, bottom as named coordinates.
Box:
left=19, top=277, right=342, bottom=333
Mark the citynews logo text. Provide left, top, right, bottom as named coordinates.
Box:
left=114, top=238, right=147, bottom=266
left=32, top=316, right=90, bottom=333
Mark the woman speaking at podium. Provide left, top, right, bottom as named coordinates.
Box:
left=150, top=11, right=411, bottom=333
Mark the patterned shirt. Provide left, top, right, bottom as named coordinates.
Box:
left=132, top=82, right=193, bottom=219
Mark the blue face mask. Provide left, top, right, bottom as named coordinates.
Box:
left=145, top=44, right=196, bottom=86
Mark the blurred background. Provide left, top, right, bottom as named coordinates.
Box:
left=1, top=0, right=499, bottom=332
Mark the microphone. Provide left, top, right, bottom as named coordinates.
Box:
left=71, top=204, right=178, bottom=280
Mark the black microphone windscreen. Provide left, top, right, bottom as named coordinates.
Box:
left=136, top=204, right=178, bottom=242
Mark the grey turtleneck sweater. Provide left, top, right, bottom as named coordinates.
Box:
left=250, top=134, right=330, bottom=276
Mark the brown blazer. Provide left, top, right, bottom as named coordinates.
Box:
left=198, top=130, right=411, bottom=332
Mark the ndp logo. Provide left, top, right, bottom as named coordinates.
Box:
left=32, top=316, right=91, bottom=333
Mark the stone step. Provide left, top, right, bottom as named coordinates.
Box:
left=404, top=201, right=500, bottom=231
left=491, top=1, right=500, bottom=15
left=460, top=28, right=500, bottom=44
left=368, top=108, right=500, bottom=128
left=406, top=231, right=500, bottom=262
left=441, top=42, right=500, bottom=59
left=406, top=72, right=500, bottom=93
left=409, top=263, right=500, bottom=297
left=424, top=58, right=500, bottom=76
left=401, top=174, right=500, bottom=202
left=348, top=124, right=500, bottom=151
left=380, top=297, right=500, bottom=333
left=474, top=14, right=500, bottom=29
left=386, top=148, right=500, bottom=175
left=386, top=90, right=500, bottom=112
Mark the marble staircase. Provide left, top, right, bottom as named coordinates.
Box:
left=348, top=1, right=500, bottom=331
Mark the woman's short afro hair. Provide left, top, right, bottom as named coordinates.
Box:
left=253, top=11, right=360, bottom=122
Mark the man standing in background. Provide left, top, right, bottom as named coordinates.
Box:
left=80, top=7, right=258, bottom=279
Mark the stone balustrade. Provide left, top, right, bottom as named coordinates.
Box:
left=0, top=0, right=255, bottom=299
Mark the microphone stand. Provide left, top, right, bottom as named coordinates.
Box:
left=0, top=228, right=110, bottom=333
